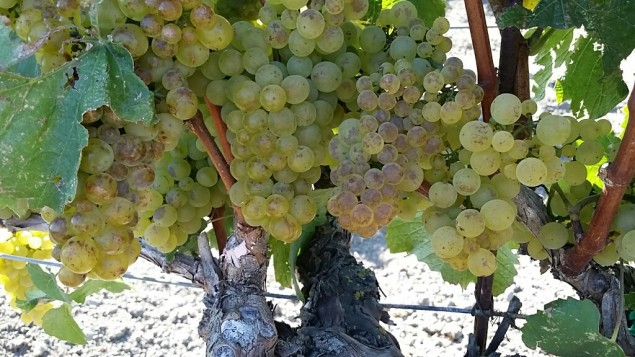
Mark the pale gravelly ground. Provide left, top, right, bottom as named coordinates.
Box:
left=1, top=0, right=633, bottom=356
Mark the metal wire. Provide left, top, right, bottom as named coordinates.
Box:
left=0, top=253, right=525, bottom=319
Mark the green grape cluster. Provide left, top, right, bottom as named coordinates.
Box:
left=0, top=229, right=55, bottom=325
left=208, top=0, right=387, bottom=242
left=323, top=5, right=479, bottom=237
left=138, top=131, right=227, bottom=252
left=425, top=88, right=621, bottom=271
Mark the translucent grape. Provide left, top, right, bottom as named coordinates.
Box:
left=60, top=236, right=98, bottom=274
left=459, top=121, right=493, bottom=153
left=480, top=199, right=515, bottom=231
left=516, top=158, right=547, bottom=187
left=428, top=182, right=457, bottom=208
left=538, top=222, right=568, bottom=249
left=467, top=248, right=496, bottom=276
left=469, top=148, right=501, bottom=176
left=536, top=114, right=571, bottom=146
left=490, top=93, right=521, bottom=125
left=431, top=226, right=464, bottom=259
left=455, top=209, right=485, bottom=238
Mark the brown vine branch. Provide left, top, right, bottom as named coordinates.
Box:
left=203, top=97, right=233, bottom=163
left=473, top=271, right=495, bottom=353
left=465, top=0, right=499, bottom=351
left=186, top=111, right=245, bottom=223
left=562, top=84, right=635, bottom=276
left=211, top=206, right=228, bottom=253
left=464, top=0, right=497, bottom=122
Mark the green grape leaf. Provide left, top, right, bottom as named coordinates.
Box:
left=270, top=238, right=292, bottom=288
left=15, top=289, right=48, bottom=312
left=363, top=0, right=382, bottom=22
left=412, top=238, right=475, bottom=288
left=624, top=292, right=635, bottom=310
left=69, top=279, right=131, bottom=304
left=0, top=41, right=155, bottom=215
left=529, top=28, right=574, bottom=100
left=491, top=245, right=518, bottom=296
left=597, top=134, right=621, bottom=162
left=557, top=36, right=629, bottom=119
left=586, top=159, right=607, bottom=190
left=619, top=107, right=629, bottom=139
left=382, top=0, right=446, bottom=27
left=286, top=188, right=333, bottom=300
left=0, top=22, right=38, bottom=73
left=42, top=303, right=87, bottom=345
left=521, top=298, right=625, bottom=356
left=386, top=214, right=425, bottom=253
left=498, top=0, right=635, bottom=71
left=26, top=264, right=71, bottom=303
left=401, top=214, right=517, bottom=295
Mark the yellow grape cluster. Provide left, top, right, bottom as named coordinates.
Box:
left=422, top=90, right=621, bottom=275
left=326, top=3, right=484, bottom=236
left=0, top=229, right=54, bottom=326
left=2, top=0, right=234, bottom=284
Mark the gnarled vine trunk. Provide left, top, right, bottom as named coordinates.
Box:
left=198, top=223, right=278, bottom=356
left=198, top=218, right=402, bottom=356
left=277, top=218, right=403, bottom=356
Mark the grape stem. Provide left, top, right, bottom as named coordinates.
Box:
left=203, top=97, right=234, bottom=163
left=464, top=0, right=497, bottom=122
left=465, top=0, right=498, bottom=352
left=415, top=180, right=431, bottom=197
left=552, top=182, right=587, bottom=242
left=138, top=238, right=214, bottom=288
left=562, top=83, right=635, bottom=276
left=186, top=111, right=245, bottom=223
left=210, top=207, right=228, bottom=253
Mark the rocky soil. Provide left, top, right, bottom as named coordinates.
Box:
left=1, top=0, right=633, bottom=356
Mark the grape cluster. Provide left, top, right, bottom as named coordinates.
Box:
left=0, top=229, right=54, bottom=325
left=2, top=0, right=237, bottom=285
left=41, top=106, right=166, bottom=285
left=138, top=131, right=226, bottom=252
left=420, top=90, right=621, bottom=273
left=324, top=5, right=482, bottom=237
left=211, top=0, right=384, bottom=242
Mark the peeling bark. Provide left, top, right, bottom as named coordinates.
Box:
left=199, top=223, right=278, bottom=357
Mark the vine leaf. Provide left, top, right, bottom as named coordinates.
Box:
left=498, top=0, right=635, bottom=69
left=0, top=22, right=40, bottom=76
left=26, top=264, right=71, bottom=303
left=391, top=216, right=517, bottom=295
left=522, top=298, right=625, bottom=356
left=557, top=36, right=629, bottom=119
left=529, top=28, right=574, bottom=100
left=0, top=41, right=155, bottom=215
left=286, top=188, right=332, bottom=299
left=363, top=0, right=382, bottom=23
left=382, top=0, right=445, bottom=28
left=42, top=303, right=87, bottom=345
left=498, top=0, right=634, bottom=118
left=270, top=238, right=292, bottom=288
left=69, top=280, right=130, bottom=304
left=491, top=246, right=517, bottom=296
left=386, top=214, right=423, bottom=253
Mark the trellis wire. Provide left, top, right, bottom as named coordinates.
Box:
left=0, top=253, right=526, bottom=319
